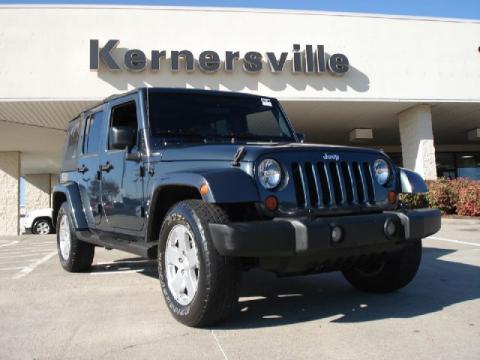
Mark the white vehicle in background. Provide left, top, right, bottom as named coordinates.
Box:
left=23, top=208, right=55, bottom=235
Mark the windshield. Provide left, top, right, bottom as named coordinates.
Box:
left=147, top=91, right=295, bottom=146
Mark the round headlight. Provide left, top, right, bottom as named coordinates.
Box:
left=374, top=159, right=390, bottom=186
left=258, top=159, right=282, bottom=189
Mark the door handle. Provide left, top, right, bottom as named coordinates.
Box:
left=77, top=164, right=88, bottom=174
left=100, top=162, right=113, bottom=172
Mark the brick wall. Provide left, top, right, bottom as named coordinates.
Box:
left=24, top=174, right=51, bottom=213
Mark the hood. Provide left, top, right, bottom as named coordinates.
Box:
left=155, top=142, right=384, bottom=162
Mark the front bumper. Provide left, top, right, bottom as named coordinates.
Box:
left=209, top=208, right=441, bottom=257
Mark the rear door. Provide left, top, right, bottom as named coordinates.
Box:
left=77, top=110, right=105, bottom=227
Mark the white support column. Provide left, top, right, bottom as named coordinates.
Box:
left=398, top=105, right=437, bottom=180
left=24, top=174, right=52, bottom=213
left=0, top=152, right=20, bottom=236
left=50, top=174, right=60, bottom=193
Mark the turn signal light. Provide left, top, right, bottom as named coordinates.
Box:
left=388, top=191, right=397, bottom=204
left=199, top=183, right=209, bottom=196
left=264, top=196, right=279, bottom=211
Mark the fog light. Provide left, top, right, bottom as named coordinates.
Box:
left=331, top=225, right=343, bottom=244
left=384, top=219, right=397, bottom=238
left=264, top=196, right=279, bottom=211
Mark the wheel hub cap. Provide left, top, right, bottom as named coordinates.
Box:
left=36, top=222, right=50, bottom=235
left=164, top=224, right=200, bottom=306
left=58, top=215, right=71, bottom=260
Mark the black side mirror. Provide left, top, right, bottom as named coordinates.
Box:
left=109, top=126, right=136, bottom=150
left=296, top=133, right=306, bottom=143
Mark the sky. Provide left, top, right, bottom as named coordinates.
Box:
left=1, top=0, right=480, bottom=20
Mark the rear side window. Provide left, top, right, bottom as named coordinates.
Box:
left=62, top=118, right=81, bottom=170
left=83, top=111, right=104, bottom=155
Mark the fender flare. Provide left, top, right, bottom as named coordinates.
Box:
left=149, top=168, right=260, bottom=204
left=145, top=168, right=259, bottom=245
left=399, top=168, right=428, bottom=193
left=52, top=182, right=89, bottom=230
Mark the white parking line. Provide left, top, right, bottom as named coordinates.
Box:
left=427, top=236, right=480, bottom=247
left=0, top=241, right=19, bottom=248
left=0, top=258, right=46, bottom=265
left=211, top=330, right=229, bottom=360
left=90, top=269, right=145, bottom=275
left=0, top=252, right=56, bottom=259
left=0, top=247, right=55, bottom=253
left=0, top=249, right=55, bottom=255
left=94, top=260, right=151, bottom=266
left=12, top=251, right=57, bottom=279
left=0, top=267, right=24, bottom=271
left=27, top=242, right=56, bottom=245
left=0, top=246, right=54, bottom=252
left=0, top=242, right=53, bottom=249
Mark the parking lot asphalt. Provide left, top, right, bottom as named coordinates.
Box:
left=0, top=218, right=479, bottom=360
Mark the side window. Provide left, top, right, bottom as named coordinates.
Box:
left=108, top=101, right=138, bottom=150
left=83, top=111, right=104, bottom=155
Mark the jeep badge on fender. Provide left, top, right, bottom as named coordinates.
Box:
left=52, top=88, right=441, bottom=327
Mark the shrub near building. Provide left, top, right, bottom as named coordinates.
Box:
left=400, top=178, right=480, bottom=216
left=457, top=181, right=480, bottom=216
left=427, top=178, right=462, bottom=214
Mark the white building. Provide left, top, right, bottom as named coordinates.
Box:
left=0, top=4, right=479, bottom=235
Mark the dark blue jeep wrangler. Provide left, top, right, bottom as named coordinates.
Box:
left=53, top=88, right=441, bottom=326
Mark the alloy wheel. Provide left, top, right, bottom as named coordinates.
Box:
left=164, top=224, right=200, bottom=306
left=58, top=215, right=71, bottom=260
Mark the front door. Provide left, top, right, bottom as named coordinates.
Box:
left=99, top=95, right=145, bottom=232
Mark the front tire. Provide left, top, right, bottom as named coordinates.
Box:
left=56, top=202, right=95, bottom=272
left=158, top=200, right=242, bottom=327
left=342, top=239, right=422, bottom=293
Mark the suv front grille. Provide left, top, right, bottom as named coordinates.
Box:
left=291, top=160, right=376, bottom=208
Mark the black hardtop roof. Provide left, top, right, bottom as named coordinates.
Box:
left=71, top=87, right=270, bottom=123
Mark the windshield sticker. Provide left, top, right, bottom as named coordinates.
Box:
left=261, top=98, right=272, bottom=107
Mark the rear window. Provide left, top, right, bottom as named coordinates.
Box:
left=62, top=118, right=81, bottom=170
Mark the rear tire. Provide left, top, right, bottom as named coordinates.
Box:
left=56, top=202, right=95, bottom=272
left=158, top=200, right=242, bottom=327
left=342, top=239, right=422, bottom=293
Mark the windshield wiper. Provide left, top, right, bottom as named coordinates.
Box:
left=214, top=133, right=289, bottom=143
left=156, top=130, right=205, bottom=138
left=155, top=131, right=233, bottom=143
left=155, top=131, right=289, bottom=143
